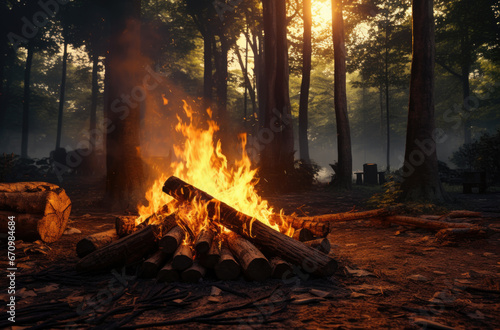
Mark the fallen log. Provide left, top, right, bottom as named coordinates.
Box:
left=172, top=244, right=193, bottom=271
left=76, top=229, right=118, bottom=258
left=384, top=215, right=472, bottom=230
left=140, top=250, right=170, bottom=278
left=292, top=228, right=314, bottom=242
left=195, top=227, right=215, bottom=255
left=304, top=238, right=331, bottom=254
left=181, top=262, right=206, bottom=283
left=159, top=226, right=185, bottom=254
left=0, top=182, right=71, bottom=243
left=214, top=241, right=240, bottom=280
left=270, top=257, right=292, bottom=279
left=199, top=239, right=221, bottom=268
left=115, top=216, right=138, bottom=237
left=282, top=218, right=329, bottom=237
left=163, top=176, right=338, bottom=276
left=435, top=227, right=488, bottom=242
left=157, top=262, right=179, bottom=283
left=281, top=208, right=391, bottom=223
left=226, top=233, right=271, bottom=281
left=76, top=225, right=160, bottom=272
left=439, top=210, right=482, bottom=220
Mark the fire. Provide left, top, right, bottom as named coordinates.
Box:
left=138, top=101, right=291, bottom=237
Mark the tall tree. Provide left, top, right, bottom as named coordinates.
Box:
left=435, top=0, right=499, bottom=144
left=105, top=0, right=145, bottom=209
left=331, top=0, right=352, bottom=189
left=55, top=37, right=68, bottom=150
left=21, top=40, right=34, bottom=158
left=298, top=0, right=312, bottom=163
left=346, top=0, right=411, bottom=171
left=399, top=0, right=447, bottom=202
left=259, top=0, right=295, bottom=178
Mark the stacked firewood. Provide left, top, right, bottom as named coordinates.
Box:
left=76, top=176, right=337, bottom=282
left=76, top=176, right=494, bottom=281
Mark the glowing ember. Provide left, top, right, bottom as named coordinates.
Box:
left=138, top=101, right=291, bottom=237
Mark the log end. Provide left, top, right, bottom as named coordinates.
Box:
left=244, top=258, right=272, bottom=281
left=215, top=259, right=241, bottom=281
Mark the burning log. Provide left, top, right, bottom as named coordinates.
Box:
left=163, top=176, right=338, bottom=276
left=384, top=215, right=472, bottom=230
left=214, top=241, right=240, bottom=280
left=76, top=229, right=118, bottom=258
left=285, top=218, right=329, bottom=237
left=0, top=182, right=71, bottom=243
left=181, top=262, right=206, bottom=283
left=269, top=257, right=292, bottom=279
left=199, top=240, right=221, bottom=268
left=226, top=233, right=271, bottom=281
left=159, top=226, right=186, bottom=254
left=194, top=227, right=216, bottom=255
left=76, top=224, right=160, bottom=272
left=157, top=262, right=179, bottom=283
left=292, top=228, right=314, bottom=242
left=304, top=238, right=331, bottom=254
left=172, top=244, right=193, bottom=271
left=140, top=250, right=170, bottom=278
left=115, top=216, right=138, bottom=237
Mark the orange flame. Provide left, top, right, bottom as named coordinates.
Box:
left=138, top=101, right=291, bottom=237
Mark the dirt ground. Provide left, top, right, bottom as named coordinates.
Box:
left=1, top=176, right=499, bottom=329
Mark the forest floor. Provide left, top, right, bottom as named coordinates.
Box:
left=1, top=175, right=499, bottom=329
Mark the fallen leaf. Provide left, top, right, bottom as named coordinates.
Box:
left=413, top=318, right=455, bottom=330
left=345, top=266, right=375, bottom=277
left=210, top=286, right=222, bottom=296
left=429, top=291, right=455, bottom=304
left=35, top=283, right=59, bottom=294
left=17, top=288, right=37, bottom=299
left=433, top=271, right=447, bottom=275
left=467, top=310, right=485, bottom=320
left=208, top=296, right=222, bottom=303
left=407, top=274, right=429, bottom=282
left=63, top=227, right=82, bottom=235
left=309, top=288, right=334, bottom=298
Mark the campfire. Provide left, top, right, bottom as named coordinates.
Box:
left=75, top=101, right=337, bottom=282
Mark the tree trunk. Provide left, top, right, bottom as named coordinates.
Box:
left=105, top=0, right=144, bottom=210
left=260, top=0, right=294, bottom=176
left=399, top=0, right=448, bottom=203
left=235, top=45, right=257, bottom=115
left=89, top=52, right=99, bottom=150
left=331, top=0, right=352, bottom=189
left=203, top=32, right=213, bottom=111
left=55, top=39, right=68, bottom=150
left=298, top=0, right=312, bottom=163
left=384, top=23, right=390, bottom=172
left=21, top=41, right=34, bottom=158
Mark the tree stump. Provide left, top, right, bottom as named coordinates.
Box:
left=0, top=182, right=71, bottom=243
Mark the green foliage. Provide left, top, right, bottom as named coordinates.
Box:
left=367, top=175, right=402, bottom=208
left=367, top=174, right=448, bottom=214
left=451, top=130, right=500, bottom=184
